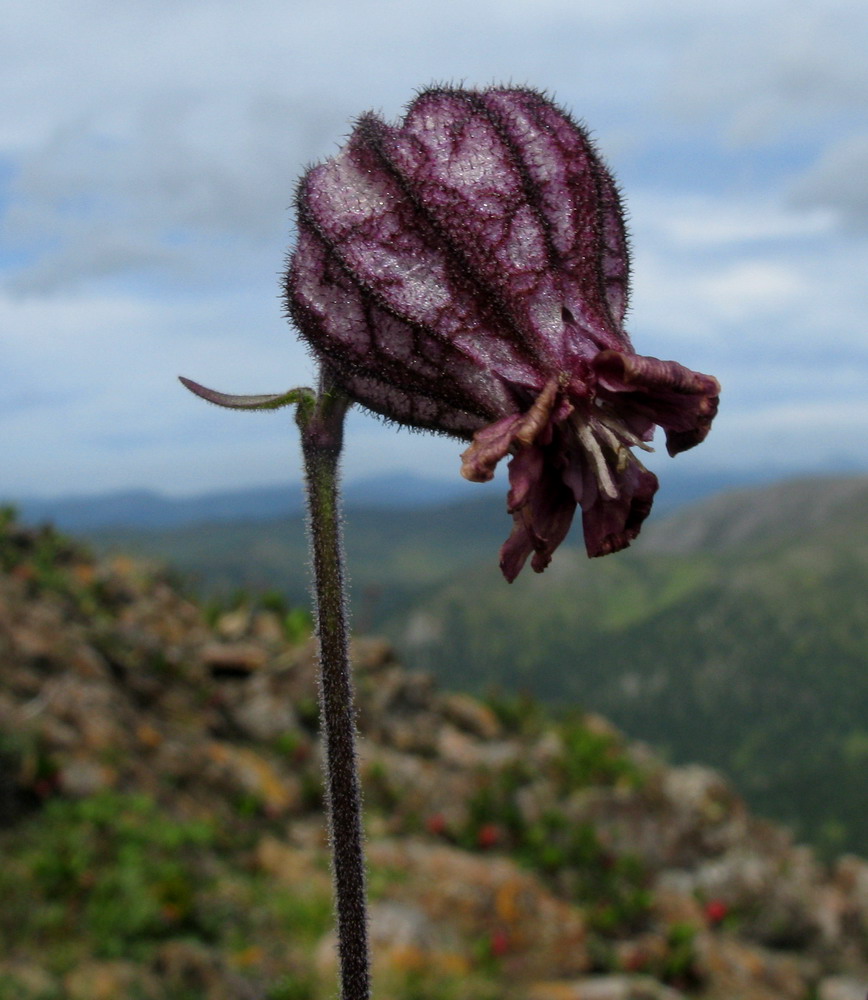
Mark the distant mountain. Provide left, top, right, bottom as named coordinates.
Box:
left=7, top=465, right=782, bottom=532
left=7, top=473, right=483, bottom=532
left=8, top=485, right=304, bottom=532
left=639, top=474, right=868, bottom=554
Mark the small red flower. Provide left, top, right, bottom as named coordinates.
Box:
left=489, top=928, right=510, bottom=957
left=704, top=899, right=728, bottom=924
left=477, top=823, right=501, bottom=849
left=425, top=812, right=447, bottom=836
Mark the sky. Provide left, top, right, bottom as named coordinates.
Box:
left=2, top=0, right=867, bottom=499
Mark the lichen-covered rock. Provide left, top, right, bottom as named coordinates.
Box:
left=817, top=975, right=868, bottom=1000
left=367, top=838, right=591, bottom=980
left=527, top=974, right=687, bottom=1000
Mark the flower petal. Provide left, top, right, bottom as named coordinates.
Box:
left=580, top=458, right=658, bottom=558
left=460, top=378, right=560, bottom=483
left=287, top=87, right=636, bottom=438
left=460, top=412, right=525, bottom=483
left=500, top=449, right=578, bottom=582
left=592, top=350, right=721, bottom=456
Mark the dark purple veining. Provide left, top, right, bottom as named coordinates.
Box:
left=286, top=86, right=720, bottom=581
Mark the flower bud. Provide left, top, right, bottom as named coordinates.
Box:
left=286, top=86, right=719, bottom=581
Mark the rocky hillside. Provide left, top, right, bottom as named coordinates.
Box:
left=1, top=509, right=868, bottom=1000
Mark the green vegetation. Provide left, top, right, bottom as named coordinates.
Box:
left=0, top=790, right=335, bottom=997
left=79, top=476, right=868, bottom=857
left=416, top=532, right=868, bottom=857
left=203, top=588, right=313, bottom=643
left=456, top=719, right=651, bottom=938
left=0, top=793, right=217, bottom=961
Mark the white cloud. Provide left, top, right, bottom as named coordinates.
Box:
left=1, top=0, right=867, bottom=499
left=627, top=187, right=868, bottom=359
left=691, top=261, right=802, bottom=323
left=669, top=2, right=868, bottom=141
left=634, top=193, right=836, bottom=248
left=2, top=90, right=344, bottom=295
left=790, top=134, right=868, bottom=233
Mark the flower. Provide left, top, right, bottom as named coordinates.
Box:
left=476, top=823, right=502, bottom=849
left=704, top=899, right=729, bottom=925
left=286, top=86, right=719, bottom=581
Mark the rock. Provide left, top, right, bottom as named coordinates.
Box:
left=200, top=642, right=269, bottom=676
left=39, top=676, right=128, bottom=750
left=359, top=666, right=441, bottom=753
left=693, top=844, right=824, bottom=949
left=436, top=723, right=483, bottom=767
left=216, top=607, right=251, bottom=641
left=436, top=723, right=519, bottom=770
left=351, top=636, right=396, bottom=673
left=649, top=878, right=705, bottom=928
left=526, top=974, right=686, bottom=1000
left=360, top=746, right=474, bottom=831
left=614, top=933, right=671, bottom=976
left=0, top=962, right=58, bottom=997
left=57, top=755, right=116, bottom=797
left=694, top=933, right=813, bottom=1000
left=530, top=730, right=565, bottom=765
left=64, top=959, right=160, bottom=1000
left=835, top=854, right=868, bottom=927
left=224, top=673, right=299, bottom=741
left=439, top=692, right=502, bottom=740
left=151, top=941, right=261, bottom=1000
left=69, top=642, right=110, bottom=679
left=367, top=839, right=590, bottom=980
left=255, top=835, right=331, bottom=894
left=205, top=742, right=301, bottom=815
left=660, top=765, right=749, bottom=859
left=251, top=610, right=285, bottom=643
left=3, top=514, right=868, bottom=1000
left=316, top=900, right=463, bottom=980
left=818, top=975, right=868, bottom=1000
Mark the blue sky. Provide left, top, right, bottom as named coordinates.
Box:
left=2, top=0, right=867, bottom=498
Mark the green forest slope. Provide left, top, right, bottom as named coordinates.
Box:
left=388, top=477, right=868, bottom=857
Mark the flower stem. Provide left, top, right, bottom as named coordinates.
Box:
left=297, top=375, right=370, bottom=1000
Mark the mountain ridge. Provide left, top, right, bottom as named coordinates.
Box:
left=5, top=465, right=807, bottom=533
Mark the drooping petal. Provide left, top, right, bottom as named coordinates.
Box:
left=500, top=446, right=578, bottom=582
left=579, top=456, right=658, bottom=558
left=592, top=350, right=721, bottom=456
left=460, top=412, right=526, bottom=483
left=460, top=378, right=560, bottom=482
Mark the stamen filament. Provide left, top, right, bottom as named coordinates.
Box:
left=577, top=422, right=619, bottom=499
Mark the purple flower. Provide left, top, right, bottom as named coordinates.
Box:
left=286, top=86, right=720, bottom=581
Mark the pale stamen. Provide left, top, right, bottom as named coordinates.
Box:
left=577, top=422, right=619, bottom=499
left=595, top=409, right=654, bottom=453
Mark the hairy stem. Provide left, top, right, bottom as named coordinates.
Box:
left=297, top=377, right=370, bottom=1000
